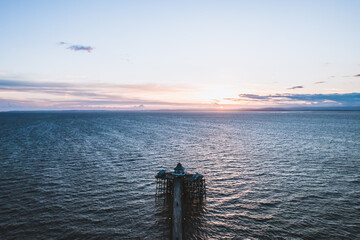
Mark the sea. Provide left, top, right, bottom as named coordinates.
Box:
left=0, top=111, right=359, bottom=239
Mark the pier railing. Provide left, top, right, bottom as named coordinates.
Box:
left=155, top=163, right=206, bottom=240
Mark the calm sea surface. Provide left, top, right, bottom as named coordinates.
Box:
left=0, top=111, right=359, bottom=239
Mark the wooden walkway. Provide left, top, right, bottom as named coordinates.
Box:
left=172, top=178, right=183, bottom=240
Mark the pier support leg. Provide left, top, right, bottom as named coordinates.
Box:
left=172, top=178, right=183, bottom=240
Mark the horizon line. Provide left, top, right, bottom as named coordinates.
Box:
left=1, top=106, right=360, bottom=113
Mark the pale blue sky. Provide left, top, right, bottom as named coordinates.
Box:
left=0, top=0, right=359, bottom=110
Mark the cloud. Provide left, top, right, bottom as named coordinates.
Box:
left=287, top=85, right=303, bottom=90
left=225, top=93, right=360, bottom=106
left=2, top=79, right=359, bottom=111
left=237, top=94, right=270, bottom=100
left=58, top=41, right=94, bottom=52
left=0, top=79, right=193, bottom=92
left=0, top=79, right=193, bottom=96
left=0, top=79, right=71, bottom=88
left=67, top=45, right=94, bottom=52
left=0, top=79, right=200, bottom=111
left=353, top=74, right=360, bottom=77
left=0, top=79, right=111, bottom=99
left=314, top=81, right=326, bottom=84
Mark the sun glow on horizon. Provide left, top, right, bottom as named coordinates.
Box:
left=191, top=85, right=239, bottom=104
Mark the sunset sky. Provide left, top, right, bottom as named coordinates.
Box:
left=1, top=0, right=360, bottom=111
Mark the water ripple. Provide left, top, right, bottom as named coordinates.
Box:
left=0, top=111, right=359, bottom=239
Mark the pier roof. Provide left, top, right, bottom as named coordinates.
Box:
left=174, top=163, right=185, bottom=172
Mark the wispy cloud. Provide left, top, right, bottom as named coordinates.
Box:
left=314, top=81, right=326, bottom=84
left=0, top=79, right=192, bottom=94
left=1, top=79, right=359, bottom=111
left=0, top=79, right=199, bottom=111
left=287, top=85, right=303, bottom=90
left=227, top=94, right=269, bottom=100
left=0, top=79, right=71, bottom=88
left=224, top=93, right=360, bottom=106
left=67, top=45, right=94, bottom=53
left=58, top=42, right=94, bottom=52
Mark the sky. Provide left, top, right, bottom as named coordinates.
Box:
left=0, top=0, right=360, bottom=111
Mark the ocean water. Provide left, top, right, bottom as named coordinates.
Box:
left=0, top=111, right=359, bottom=239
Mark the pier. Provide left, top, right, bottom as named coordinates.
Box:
left=156, top=163, right=206, bottom=240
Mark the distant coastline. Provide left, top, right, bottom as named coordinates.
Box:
left=1, top=106, right=360, bottom=113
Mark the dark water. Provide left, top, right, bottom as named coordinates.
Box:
left=0, top=111, right=359, bottom=239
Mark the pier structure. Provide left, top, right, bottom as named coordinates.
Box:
left=155, top=163, right=206, bottom=240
